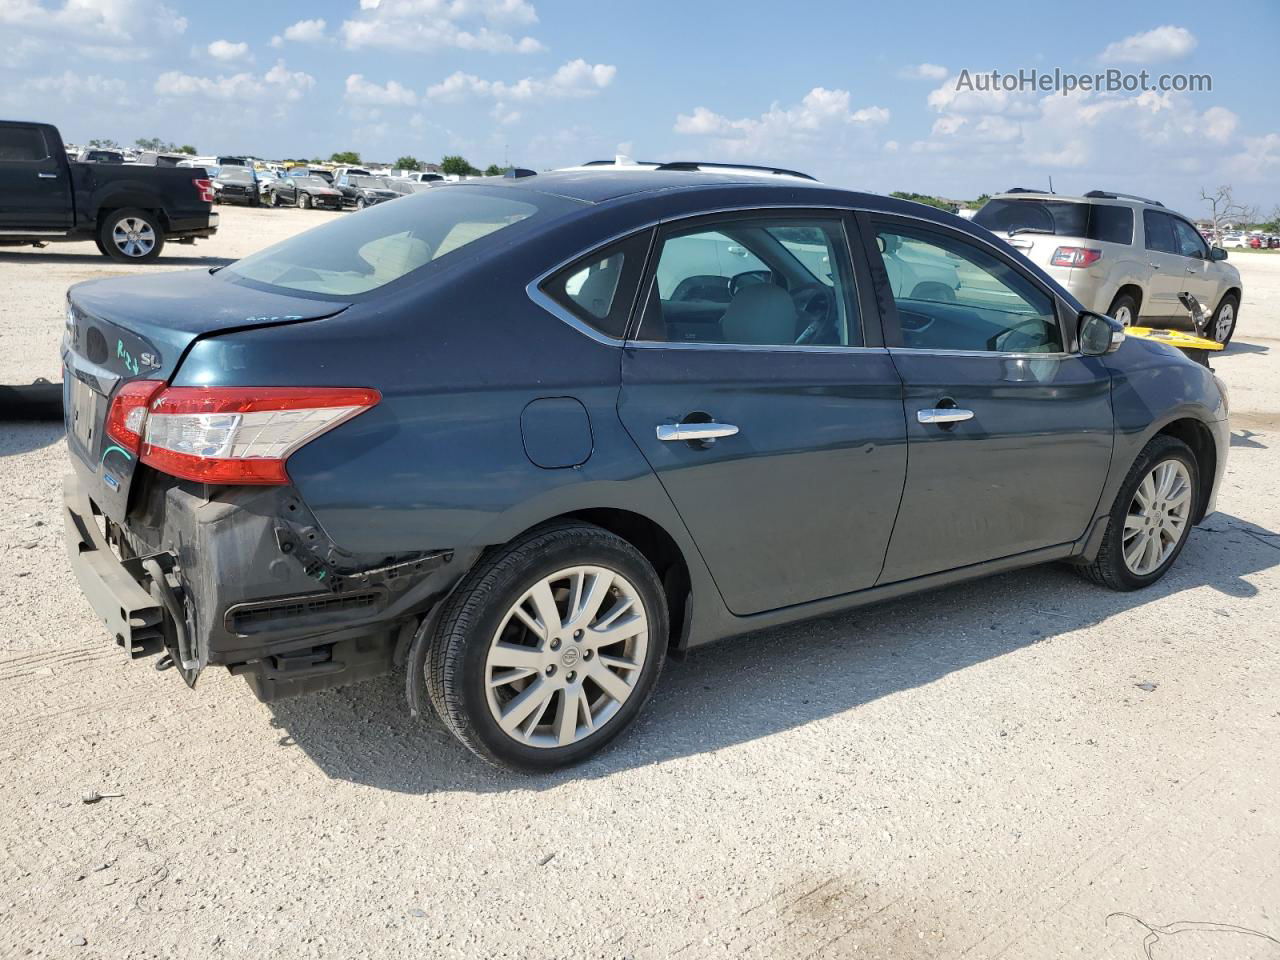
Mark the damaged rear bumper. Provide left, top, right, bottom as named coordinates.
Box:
left=63, top=469, right=469, bottom=701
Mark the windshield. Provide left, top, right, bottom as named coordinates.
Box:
left=225, top=187, right=568, bottom=297
left=351, top=176, right=389, bottom=188
left=220, top=168, right=253, bottom=182
left=299, top=177, right=329, bottom=188
left=974, top=199, right=1135, bottom=244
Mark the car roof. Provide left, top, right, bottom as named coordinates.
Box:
left=442, top=168, right=832, bottom=204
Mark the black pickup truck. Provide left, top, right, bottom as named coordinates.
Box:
left=0, top=120, right=218, bottom=263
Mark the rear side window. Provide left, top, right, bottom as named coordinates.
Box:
left=226, top=187, right=568, bottom=297
left=1143, top=210, right=1177, bottom=254
left=0, top=126, right=50, bottom=163
left=540, top=232, right=651, bottom=340
left=975, top=199, right=1135, bottom=244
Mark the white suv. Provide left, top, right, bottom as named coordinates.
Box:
left=973, top=190, right=1243, bottom=344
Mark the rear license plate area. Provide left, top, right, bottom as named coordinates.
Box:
left=69, top=375, right=100, bottom=450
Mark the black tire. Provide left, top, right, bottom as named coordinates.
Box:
left=297, top=192, right=310, bottom=210
left=1076, top=434, right=1199, bottom=591
left=98, top=208, right=165, bottom=263
left=426, top=522, right=669, bottom=772
left=1107, top=291, right=1140, bottom=328
left=1209, top=293, right=1239, bottom=345
left=355, top=197, right=366, bottom=211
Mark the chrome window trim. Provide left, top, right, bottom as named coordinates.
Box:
left=886, top=346, right=1074, bottom=360
left=627, top=341, right=889, bottom=355
left=525, top=199, right=1081, bottom=356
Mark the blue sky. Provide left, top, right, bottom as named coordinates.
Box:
left=2, top=0, right=1277, bottom=214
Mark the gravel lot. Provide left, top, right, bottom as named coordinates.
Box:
left=2, top=208, right=1278, bottom=959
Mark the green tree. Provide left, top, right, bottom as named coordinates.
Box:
left=890, top=190, right=956, bottom=213
left=483, top=163, right=508, bottom=177
left=87, top=138, right=119, bottom=150
left=395, top=155, right=421, bottom=172
left=330, top=150, right=361, bottom=165
left=972, top=193, right=991, bottom=209
left=440, top=154, right=476, bottom=176
left=176, top=144, right=197, bottom=155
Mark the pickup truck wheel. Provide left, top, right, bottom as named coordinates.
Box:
left=1209, top=294, right=1238, bottom=345
left=1107, top=292, right=1139, bottom=328
left=1076, top=435, right=1198, bottom=591
left=426, top=522, right=668, bottom=772
left=99, top=209, right=164, bottom=263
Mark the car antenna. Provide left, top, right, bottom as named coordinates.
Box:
left=1048, top=175, right=1055, bottom=194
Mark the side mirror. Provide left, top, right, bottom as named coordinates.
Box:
left=1209, top=246, right=1228, bottom=261
left=1079, top=311, right=1124, bottom=356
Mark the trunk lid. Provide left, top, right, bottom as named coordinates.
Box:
left=63, top=268, right=347, bottom=521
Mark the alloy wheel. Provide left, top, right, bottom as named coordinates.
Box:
left=483, top=565, right=649, bottom=748
left=1214, top=302, right=1235, bottom=343
left=111, top=217, right=156, bottom=258
left=1122, top=459, right=1192, bottom=575
left=1113, top=304, right=1132, bottom=327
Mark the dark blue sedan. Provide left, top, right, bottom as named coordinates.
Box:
left=61, top=162, right=1229, bottom=770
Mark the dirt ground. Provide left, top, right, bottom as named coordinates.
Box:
left=2, top=208, right=1278, bottom=960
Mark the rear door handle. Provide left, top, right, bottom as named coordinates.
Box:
left=656, top=422, right=739, bottom=442
left=37, top=172, right=57, bottom=179
left=917, top=408, right=974, bottom=424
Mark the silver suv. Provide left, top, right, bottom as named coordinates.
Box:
left=974, top=189, right=1243, bottom=344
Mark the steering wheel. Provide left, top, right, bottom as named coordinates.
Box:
left=791, top=283, right=836, bottom=345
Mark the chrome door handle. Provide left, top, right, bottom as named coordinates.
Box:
left=37, top=172, right=57, bottom=179
left=917, top=408, right=974, bottom=424
left=656, top=422, right=739, bottom=442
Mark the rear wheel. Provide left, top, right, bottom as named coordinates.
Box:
left=426, top=522, right=668, bottom=771
left=1107, top=291, right=1139, bottom=328
left=1076, top=435, right=1198, bottom=591
left=1209, top=293, right=1238, bottom=345
left=99, top=208, right=164, bottom=263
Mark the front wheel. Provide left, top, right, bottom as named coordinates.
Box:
left=355, top=197, right=366, bottom=211
left=1076, top=435, right=1198, bottom=591
left=426, top=522, right=669, bottom=771
left=99, top=208, right=165, bottom=263
left=297, top=192, right=310, bottom=209
left=1209, top=293, right=1238, bottom=345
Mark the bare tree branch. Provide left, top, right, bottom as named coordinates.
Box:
left=1200, top=185, right=1259, bottom=244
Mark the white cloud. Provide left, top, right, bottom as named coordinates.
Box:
left=901, top=62, right=948, bottom=80
left=426, top=59, right=615, bottom=101
left=1225, top=133, right=1280, bottom=182
left=341, top=0, right=543, bottom=52
left=3, top=70, right=129, bottom=106
left=0, top=0, right=187, bottom=59
left=345, top=73, right=418, bottom=106
left=284, top=18, right=327, bottom=41
left=1099, top=25, right=1196, bottom=64
left=207, top=39, right=249, bottom=61
left=155, top=61, right=315, bottom=102
left=673, top=88, right=889, bottom=159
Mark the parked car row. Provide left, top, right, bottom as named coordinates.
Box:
left=209, top=164, right=433, bottom=211
left=1220, top=232, right=1280, bottom=249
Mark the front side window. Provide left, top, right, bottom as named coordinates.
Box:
left=875, top=224, right=1061, bottom=354
left=227, top=187, right=564, bottom=297
left=1172, top=218, right=1208, bottom=258
left=1143, top=210, right=1177, bottom=254
left=0, top=126, right=49, bottom=163
left=637, top=217, right=860, bottom=347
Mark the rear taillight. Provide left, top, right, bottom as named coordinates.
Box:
left=107, top=384, right=379, bottom=484
left=105, top=379, right=166, bottom=454
left=1050, top=246, right=1102, bottom=268
left=193, top=178, right=214, bottom=203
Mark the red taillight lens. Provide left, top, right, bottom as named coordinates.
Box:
left=110, top=385, right=379, bottom=485
left=193, top=178, right=214, bottom=203
left=1051, top=246, right=1102, bottom=268
left=105, top=379, right=166, bottom=454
